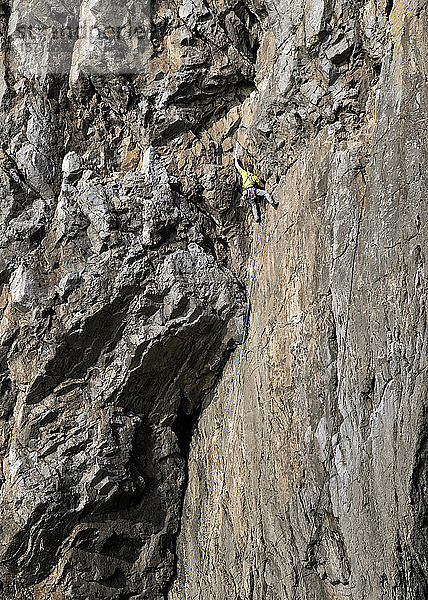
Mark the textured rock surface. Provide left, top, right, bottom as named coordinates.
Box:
left=0, top=1, right=426, bottom=599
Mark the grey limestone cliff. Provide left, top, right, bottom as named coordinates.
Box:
left=0, top=1, right=426, bottom=599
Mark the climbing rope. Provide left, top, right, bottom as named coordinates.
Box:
left=180, top=198, right=267, bottom=600
left=179, top=170, right=364, bottom=600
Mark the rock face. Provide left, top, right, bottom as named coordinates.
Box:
left=0, top=1, right=426, bottom=599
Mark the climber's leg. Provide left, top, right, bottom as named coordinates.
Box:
left=256, top=188, right=278, bottom=209
left=246, top=189, right=260, bottom=222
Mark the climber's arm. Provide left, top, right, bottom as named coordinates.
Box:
left=234, top=156, right=246, bottom=178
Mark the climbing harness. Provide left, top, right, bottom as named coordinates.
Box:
left=245, top=186, right=256, bottom=201
left=180, top=198, right=267, bottom=600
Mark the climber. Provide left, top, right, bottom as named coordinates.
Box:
left=234, top=145, right=278, bottom=222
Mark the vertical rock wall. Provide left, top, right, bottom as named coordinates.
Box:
left=0, top=1, right=426, bottom=599
left=171, top=1, right=427, bottom=599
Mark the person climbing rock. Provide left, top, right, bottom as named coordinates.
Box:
left=234, top=145, right=278, bottom=222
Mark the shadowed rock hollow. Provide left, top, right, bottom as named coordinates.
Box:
left=0, top=1, right=426, bottom=599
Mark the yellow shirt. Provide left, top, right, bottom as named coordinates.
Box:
left=236, top=163, right=264, bottom=190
